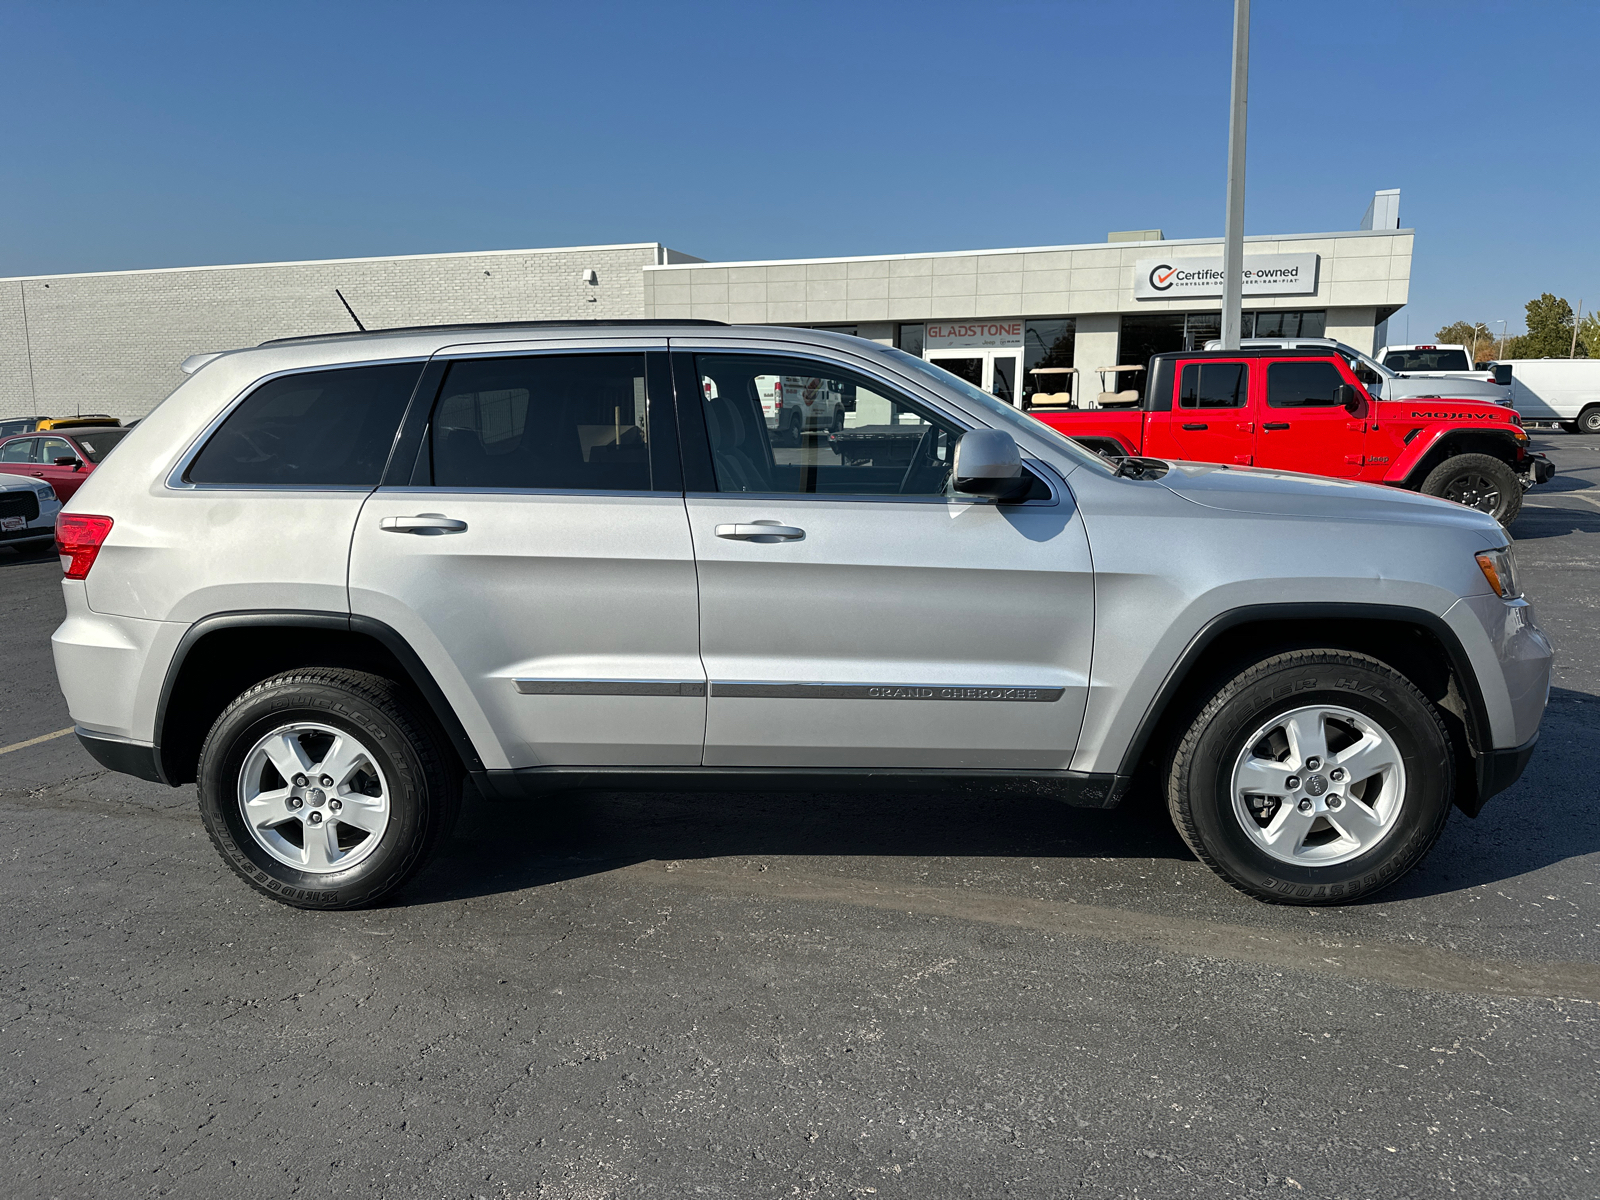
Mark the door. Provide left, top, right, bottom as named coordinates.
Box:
left=1254, top=359, right=1365, bottom=478
left=32, top=436, right=88, bottom=501
left=1167, top=359, right=1255, bottom=464
left=677, top=348, right=1095, bottom=770
left=348, top=347, right=706, bottom=770
left=926, top=349, right=1024, bottom=405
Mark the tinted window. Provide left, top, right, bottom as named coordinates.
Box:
left=1383, top=349, right=1472, bottom=372
left=430, top=354, right=650, bottom=491
left=71, top=430, right=129, bottom=463
left=1267, top=361, right=1346, bottom=408
left=187, top=362, right=421, bottom=486
left=1, top=438, right=36, bottom=463
left=697, top=354, right=959, bottom=496
left=1179, top=362, right=1248, bottom=409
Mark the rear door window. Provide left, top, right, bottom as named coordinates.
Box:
left=1178, top=362, right=1249, bottom=408
left=187, top=362, right=422, bottom=486
left=428, top=354, right=652, bottom=491
left=1267, top=361, right=1346, bottom=408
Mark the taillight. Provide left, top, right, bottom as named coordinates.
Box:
left=57, top=514, right=113, bottom=580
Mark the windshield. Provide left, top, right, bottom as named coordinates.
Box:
left=876, top=347, right=1116, bottom=474
left=71, top=430, right=129, bottom=463
left=1383, top=349, right=1472, bottom=372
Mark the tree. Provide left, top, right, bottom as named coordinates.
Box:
left=1516, top=293, right=1578, bottom=358
left=1579, top=309, right=1600, bottom=359
left=1435, top=320, right=1496, bottom=363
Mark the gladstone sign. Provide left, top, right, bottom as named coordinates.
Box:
left=1133, top=254, right=1319, bottom=300
left=924, top=320, right=1024, bottom=349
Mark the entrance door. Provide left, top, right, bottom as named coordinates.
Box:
left=926, top=350, right=1024, bottom=405
left=677, top=348, right=1094, bottom=771
left=348, top=347, right=707, bottom=770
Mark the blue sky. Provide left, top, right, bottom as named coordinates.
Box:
left=1, top=1, right=1592, bottom=339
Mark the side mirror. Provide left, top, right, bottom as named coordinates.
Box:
left=953, top=429, right=1027, bottom=501
left=53, top=455, right=83, bottom=469
left=1335, top=383, right=1363, bottom=413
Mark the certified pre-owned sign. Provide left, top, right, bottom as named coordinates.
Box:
left=1133, top=254, right=1319, bottom=300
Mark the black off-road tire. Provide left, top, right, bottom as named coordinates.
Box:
left=1167, top=650, right=1454, bottom=905
left=1578, top=406, right=1600, bottom=436
left=1420, top=452, right=1522, bottom=525
left=197, top=668, right=461, bottom=910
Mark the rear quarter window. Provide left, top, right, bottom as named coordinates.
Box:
left=186, top=362, right=422, bottom=486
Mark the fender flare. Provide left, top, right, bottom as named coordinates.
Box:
left=1113, top=601, right=1493, bottom=804
left=153, top=609, right=486, bottom=782
left=1383, top=426, right=1522, bottom=487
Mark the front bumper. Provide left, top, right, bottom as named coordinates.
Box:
left=1519, top=452, right=1555, bottom=488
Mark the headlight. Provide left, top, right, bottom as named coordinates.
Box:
left=1475, top=546, right=1520, bottom=599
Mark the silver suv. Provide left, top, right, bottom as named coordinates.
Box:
left=52, top=322, right=1552, bottom=909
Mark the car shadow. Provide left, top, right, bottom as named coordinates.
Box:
left=1509, top=504, right=1600, bottom=539
left=0, top=542, right=59, bottom=570
left=394, top=774, right=1192, bottom=907
left=395, top=686, right=1600, bottom=910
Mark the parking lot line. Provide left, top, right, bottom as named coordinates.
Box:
left=0, top=727, right=74, bottom=756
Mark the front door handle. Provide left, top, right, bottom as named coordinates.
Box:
left=1263, top=422, right=1291, bottom=431
left=715, top=522, right=805, bottom=542
left=380, top=514, right=468, bottom=534
left=1181, top=422, right=1208, bottom=431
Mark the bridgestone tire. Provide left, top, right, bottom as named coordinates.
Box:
left=1578, top=407, right=1600, bottom=435
left=1167, top=650, right=1453, bottom=906
left=1420, top=452, right=1523, bottom=525
left=197, top=669, right=460, bottom=910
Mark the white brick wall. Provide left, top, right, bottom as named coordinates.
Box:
left=0, top=243, right=668, bottom=421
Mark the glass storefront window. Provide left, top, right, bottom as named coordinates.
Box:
left=1118, top=310, right=1327, bottom=366
left=895, top=324, right=925, bottom=358
left=1022, top=318, right=1076, bottom=402
left=1247, top=310, right=1326, bottom=338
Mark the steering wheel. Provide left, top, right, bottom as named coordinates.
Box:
left=896, top=425, right=941, bottom=494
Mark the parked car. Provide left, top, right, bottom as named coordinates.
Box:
left=1491, top=359, right=1600, bottom=433
left=0, top=474, right=62, bottom=552
left=1205, top=337, right=1510, bottom=404
left=0, top=426, right=131, bottom=502
left=53, top=322, right=1550, bottom=911
left=1036, top=347, right=1552, bottom=525
left=36, top=415, right=121, bottom=431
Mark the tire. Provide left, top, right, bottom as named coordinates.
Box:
left=829, top=406, right=845, bottom=434
left=1167, top=650, right=1454, bottom=906
left=197, top=668, right=461, bottom=909
left=1419, top=452, right=1522, bottom=525
left=782, top=415, right=802, bottom=447
left=1578, top=406, right=1600, bottom=435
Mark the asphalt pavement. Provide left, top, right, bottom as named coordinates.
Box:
left=2, top=436, right=1598, bottom=1199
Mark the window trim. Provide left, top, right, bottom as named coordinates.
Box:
left=670, top=348, right=1061, bottom=507
left=166, top=357, right=430, bottom=492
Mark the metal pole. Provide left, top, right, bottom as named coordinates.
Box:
left=1219, top=0, right=1250, bottom=350
left=1571, top=299, right=1583, bottom=358
left=1497, top=320, right=1507, bottom=359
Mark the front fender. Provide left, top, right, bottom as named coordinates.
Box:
left=1382, top=425, right=1522, bottom=486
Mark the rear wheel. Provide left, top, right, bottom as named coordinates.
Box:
left=197, top=668, right=460, bottom=909
left=1578, top=406, right=1600, bottom=435
left=1420, top=452, right=1522, bottom=524
left=1167, top=650, right=1454, bottom=905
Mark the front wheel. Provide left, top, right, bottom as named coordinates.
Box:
left=197, top=668, right=460, bottom=909
left=1420, top=452, right=1522, bottom=524
left=1167, top=650, right=1454, bottom=905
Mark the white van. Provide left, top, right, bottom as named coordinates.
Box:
left=1495, top=360, right=1600, bottom=433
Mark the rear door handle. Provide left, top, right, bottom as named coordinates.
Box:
left=380, top=514, right=468, bottom=534
left=1181, top=422, right=1208, bottom=430
left=1263, top=422, right=1290, bottom=431
left=714, top=522, right=805, bottom=542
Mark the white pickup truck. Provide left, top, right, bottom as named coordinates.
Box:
left=1378, top=344, right=1510, bottom=400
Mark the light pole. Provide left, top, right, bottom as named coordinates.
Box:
left=1220, top=0, right=1251, bottom=350
left=1497, top=320, right=1507, bottom=360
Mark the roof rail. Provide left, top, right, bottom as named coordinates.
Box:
left=258, top=318, right=728, bottom=347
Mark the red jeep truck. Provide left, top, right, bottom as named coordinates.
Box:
left=1031, top=347, right=1553, bottom=524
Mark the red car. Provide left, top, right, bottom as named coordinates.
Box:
left=1031, top=347, right=1553, bottom=525
left=0, top=426, right=131, bottom=502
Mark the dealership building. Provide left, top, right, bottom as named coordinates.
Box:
left=0, top=190, right=1409, bottom=421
